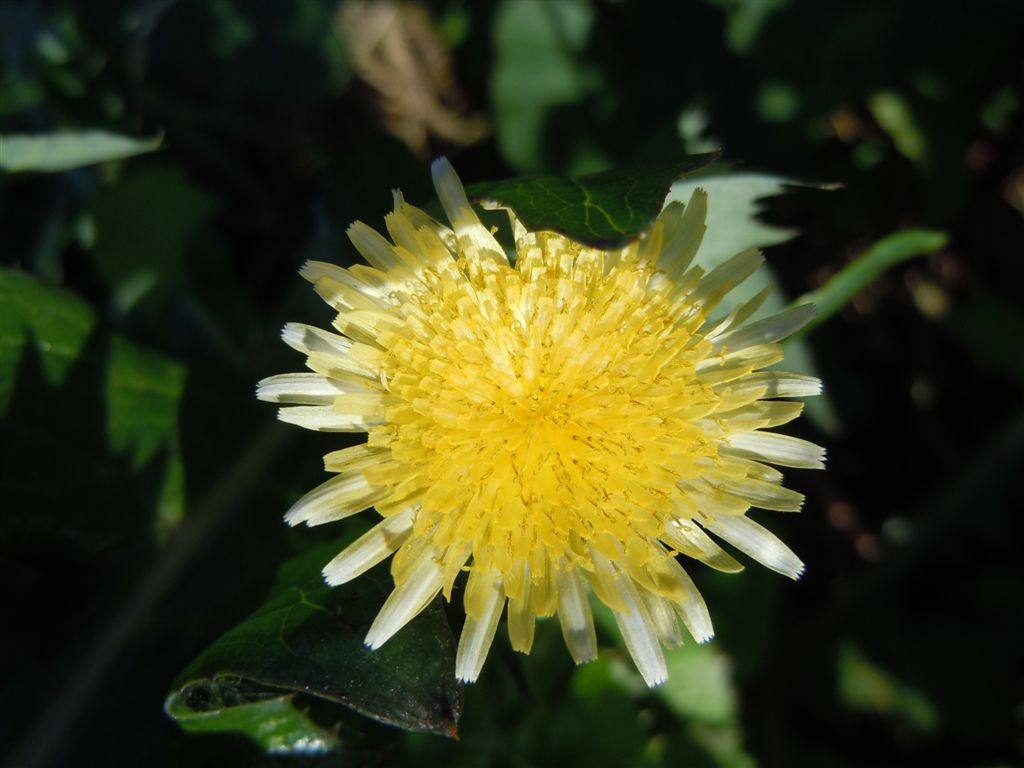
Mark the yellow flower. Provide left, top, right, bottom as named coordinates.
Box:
left=258, top=159, right=824, bottom=686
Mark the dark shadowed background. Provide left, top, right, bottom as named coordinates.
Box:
left=1, top=1, right=1023, bottom=766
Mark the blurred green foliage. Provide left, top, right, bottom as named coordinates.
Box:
left=0, top=129, right=161, bottom=171
left=2, top=0, right=1023, bottom=766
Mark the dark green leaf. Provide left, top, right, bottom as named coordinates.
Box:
left=0, top=131, right=162, bottom=173
left=165, top=539, right=461, bottom=747
left=466, top=150, right=720, bottom=248
left=795, top=228, right=949, bottom=333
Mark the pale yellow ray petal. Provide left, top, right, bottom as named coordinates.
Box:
left=455, top=571, right=505, bottom=682
left=365, top=546, right=444, bottom=649
left=700, top=514, right=804, bottom=580
left=556, top=564, right=598, bottom=665
left=724, top=431, right=827, bottom=469
left=322, top=507, right=415, bottom=585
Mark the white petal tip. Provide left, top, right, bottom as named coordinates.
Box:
left=321, top=567, right=349, bottom=587
left=680, top=612, right=715, bottom=646
left=298, top=260, right=331, bottom=284
left=431, top=158, right=462, bottom=202
left=275, top=408, right=311, bottom=429
left=642, top=672, right=669, bottom=688
left=454, top=657, right=485, bottom=683
left=566, top=643, right=599, bottom=666
left=430, top=156, right=455, bottom=180
left=430, top=157, right=475, bottom=229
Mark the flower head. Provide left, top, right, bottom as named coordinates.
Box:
left=258, top=159, right=824, bottom=686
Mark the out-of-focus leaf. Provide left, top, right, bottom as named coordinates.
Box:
left=794, top=229, right=948, bottom=333
left=399, top=639, right=660, bottom=768
left=669, top=173, right=799, bottom=270
left=107, top=336, right=187, bottom=531
left=684, top=721, right=757, bottom=768
left=0, top=269, right=187, bottom=529
left=0, top=269, right=188, bottom=750
left=946, top=298, right=1024, bottom=386
left=88, top=165, right=218, bottom=311
left=868, top=91, right=928, bottom=164
left=658, top=643, right=737, bottom=725
left=0, top=130, right=161, bottom=172
left=705, top=0, right=787, bottom=54
left=978, top=85, right=1019, bottom=133
left=838, top=643, right=940, bottom=733
left=165, top=540, right=461, bottom=747
left=0, top=269, right=94, bottom=410
left=561, top=658, right=660, bottom=765
left=106, top=337, right=186, bottom=470
left=570, top=600, right=747, bottom=766
left=467, top=150, right=719, bottom=248
left=165, top=691, right=341, bottom=756
left=668, top=173, right=804, bottom=315
left=491, top=0, right=598, bottom=173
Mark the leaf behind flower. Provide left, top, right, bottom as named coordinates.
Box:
left=466, top=150, right=720, bottom=248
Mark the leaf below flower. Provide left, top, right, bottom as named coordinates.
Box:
left=165, top=540, right=462, bottom=749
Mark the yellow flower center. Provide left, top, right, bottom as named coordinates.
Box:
left=366, top=232, right=722, bottom=601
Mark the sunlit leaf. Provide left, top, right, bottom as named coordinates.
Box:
left=669, top=172, right=800, bottom=323
left=0, top=130, right=161, bottom=173
left=670, top=173, right=841, bottom=433
left=668, top=173, right=801, bottom=273
left=165, top=693, right=341, bottom=756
